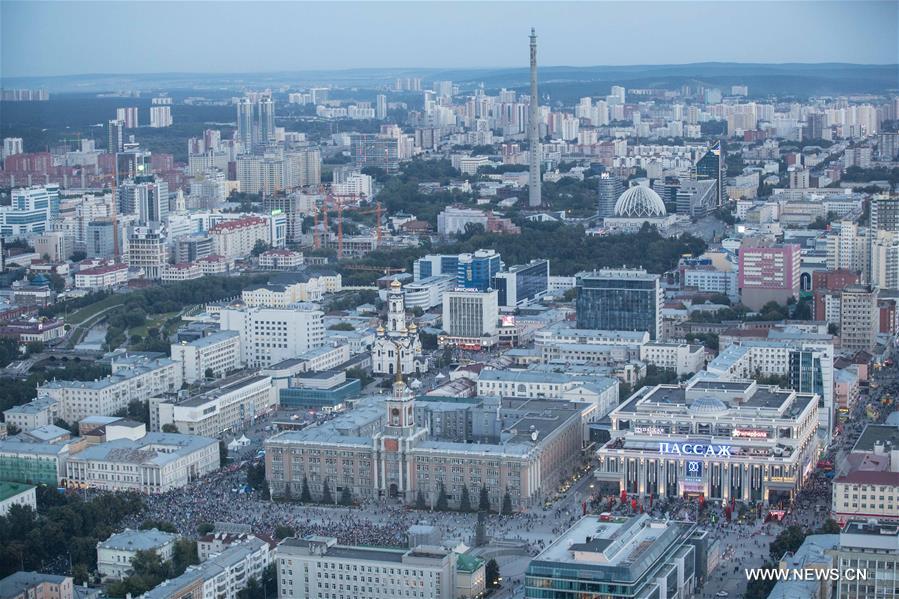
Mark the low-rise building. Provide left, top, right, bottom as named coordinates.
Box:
left=639, top=341, right=706, bottom=375
left=0, top=572, right=74, bottom=599
left=140, top=536, right=271, bottom=599
left=152, top=374, right=277, bottom=437
left=0, top=482, right=36, bottom=516
left=0, top=318, right=65, bottom=344
left=74, top=262, right=129, bottom=290
left=524, top=514, right=701, bottom=599
left=97, top=528, right=180, bottom=580
left=258, top=249, right=304, bottom=269
left=160, top=262, right=203, bottom=282
left=275, top=537, right=455, bottom=599
left=65, top=431, right=219, bottom=493
left=835, top=519, right=899, bottom=599
left=831, top=425, right=899, bottom=524
left=3, top=396, right=60, bottom=431
left=0, top=436, right=72, bottom=485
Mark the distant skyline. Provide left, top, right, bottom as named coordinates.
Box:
left=1, top=1, right=897, bottom=79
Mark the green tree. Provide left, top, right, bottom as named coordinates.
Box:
left=769, top=525, right=808, bottom=562
left=219, top=439, right=229, bottom=465
left=339, top=487, right=352, bottom=506
left=204, top=367, right=215, bottom=379
left=321, top=480, right=334, bottom=504
left=744, top=563, right=778, bottom=599
left=139, top=520, right=177, bottom=533
left=458, top=485, right=472, bottom=512
left=251, top=240, right=270, bottom=256
left=171, top=539, right=199, bottom=575
left=817, top=519, right=841, bottom=534
left=501, top=490, right=513, bottom=516
left=436, top=483, right=449, bottom=511
left=161, top=423, right=178, bottom=433
left=415, top=489, right=427, bottom=510
left=197, top=522, right=214, bottom=535
left=486, top=558, right=500, bottom=589
left=478, top=485, right=491, bottom=512
left=275, top=525, right=295, bottom=539
left=300, top=477, right=312, bottom=503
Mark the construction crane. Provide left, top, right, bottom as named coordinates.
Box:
left=314, top=196, right=383, bottom=258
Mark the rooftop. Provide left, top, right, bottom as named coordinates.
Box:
left=68, top=432, right=217, bottom=467
left=0, top=482, right=35, bottom=503
left=98, top=528, right=179, bottom=552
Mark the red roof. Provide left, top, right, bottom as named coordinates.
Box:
left=209, top=216, right=267, bottom=233
left=79, top=263, right=128, bottom=275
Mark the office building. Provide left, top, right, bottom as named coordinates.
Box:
left=97, top=528, right=179, bottom=580
left=737, top=242, right=801, bottom=310
left=835, top=520, right=899, bottom=599
left=86, top=220, right=118, bottom=258
left=840, top=285, right=878, bottom=352
left=493, top=259, right=549, bottom=307
left=219, top=305, right=325, bottom=368
left=696, top=141, right=725, bottom=207
left=351, top=134, right=399, bottom=173
left=276, top=537, right=456, bottom=599
left=675, top=178, right=717, bottom=218
left=595, top=379, right=819, bottom=503
left=66, top=431, right=219, bottom=493
left=525, top=515, right=701, bottom=599
left=441, top=289, right=499, bottom=348
left=597, top=172, right=624, bottom=218
left=115, top=147, right=152, bottom=184
left=126, top=224, right=167, bottom=280
left=153, top=374, right=277, bottom=437
left=869, top=194, right=899, bottom=283
left=1, top=184, right=56, bottom=238
left=170, top=330, right=242, bottom=384
left=266, top=381, right=585, bottom=511
left=457, top=249, right=503, bottom=291
left=414, top=254, right=460, bottom=281
left=575, top=269, right=662, bottom=340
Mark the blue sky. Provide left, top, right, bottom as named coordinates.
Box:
left=2, top=1, right=896, bottom=77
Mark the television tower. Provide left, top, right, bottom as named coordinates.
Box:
left=528, top=28, right=541, bottom=207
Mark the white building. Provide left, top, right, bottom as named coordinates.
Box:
left=37, top=357, right=182, bottom=424
left=241, top=274, right=342, bottom=306
left=258, top=249, right=304, bottom=269
left=153, top=374, right=277, bottom=437
left=97, top=528, right=179, bottom=580
left=209, top=216, right=270, bottom=260
left=0, top=483, right=36, bottom=517
left=160, top=262, right=203, bottom=282
left=2, top=397, right=59, bottom=432
left=74, top=262, right=129, bottom=290
left=331, top=173, right=373, bottom=198
left=170, top=330, right=242, bottom=384
left=275, top=537, right=456, bottom=599
left=141, top=536, right=271, bottom=599
left=66, top=431, right=219, bottom=494
left=639, top=342, right=706, bottom=376
left=437, top=206, right=488, bottom=237
left=476, top=370, right=619, bottom=419
left=1, top=185, right=57, bottom=238
left=149, top=105, right=173, bottom=128
left=219, top=305, right=325, bottom=368
left=402, top=275, right=455, bottom=310
left=372, top=280, right=427, bottom=376
left=126, top=224, right=168, bottom=280
left=441, top=289, right=499, bottom=348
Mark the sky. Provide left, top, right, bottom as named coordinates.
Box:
left=1, top=1, right=897, bottom=78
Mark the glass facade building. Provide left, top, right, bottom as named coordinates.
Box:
left=576, top=269, right=662, bottom=339
left=457, top=250, right=502, bottom=291
left=494, top=260, right=550, bottom=307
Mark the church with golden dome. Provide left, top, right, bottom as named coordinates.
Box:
left=372, top=279, right=428, bottom=376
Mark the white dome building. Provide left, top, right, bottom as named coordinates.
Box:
left=603, top=183, right=678, bottom=234
left=614, top=185, right=667, bottom=218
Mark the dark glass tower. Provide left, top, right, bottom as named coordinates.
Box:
left=696, top=141, right=726, bottom=207
left=575, top=269, right=661, bottom=339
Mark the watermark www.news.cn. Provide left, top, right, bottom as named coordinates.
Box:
left=745, top=568, right=869, bottom=582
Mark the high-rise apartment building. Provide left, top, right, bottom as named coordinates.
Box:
left=126, top=224, right=168, bottom=280
left=376, top=94, right=387, bottom=119
left=149, top=105, right=172, bottom=128
left=737, top=242, right=801, bottom=310
left=116, top=107, right=139, bottom=128
left=597, top=172, right=624, bottom=218
left=2, top=137, right=24, bottom=160
left=351, top=134, right=399, bottom=173
left=107, top=119, right=125, bottom=153
left=118, top=176, right=169, bottom=224
left=839, top=285, right=878, bottom=353
left=236, top=96, right=275, bottom=152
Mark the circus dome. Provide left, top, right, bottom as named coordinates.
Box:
left=614, top=185, right=667, bottom=218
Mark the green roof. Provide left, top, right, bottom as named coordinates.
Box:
left=0, top=482, right=36, bottom=502
left=457, top=553, right=485, bottom=573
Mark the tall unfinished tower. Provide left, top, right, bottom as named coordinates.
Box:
left=528, top=27, right=541, bottom=207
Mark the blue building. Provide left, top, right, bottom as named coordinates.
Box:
left=279, top=374, right=361, bottom=412
left=575, top=268, right=662, bottom=339
left=457, top=250, right=502, bottom=291
left=493, top=260, right=550, bottom=307
left=413, top=254, right=460, bottom=281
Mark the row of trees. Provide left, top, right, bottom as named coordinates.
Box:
left=0, top=487, right=144, bottom=581
left=414, top=483, right=515, bottom=516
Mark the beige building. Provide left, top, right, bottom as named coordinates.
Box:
left=170, top=330, right=242, bottom=384
left=209, top=216, right=269, bottom=260
left=831, top=425, right=899, bottom=524
left=265, top=378, right=586, bottom=511
left=126, top=225, right=168, bottom=280
left=0, top=572, right=73, bottom=599
left=33, top=232, right=73, bottom=262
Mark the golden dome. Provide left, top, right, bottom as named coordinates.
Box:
left=408, top=322, right=418, bottom=331
left=376, top=325, right=385, bottom=334
left=390, top=279, right=402, bottom=289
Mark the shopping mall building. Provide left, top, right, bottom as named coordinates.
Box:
left=595, top=379, right=819, bottom=505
